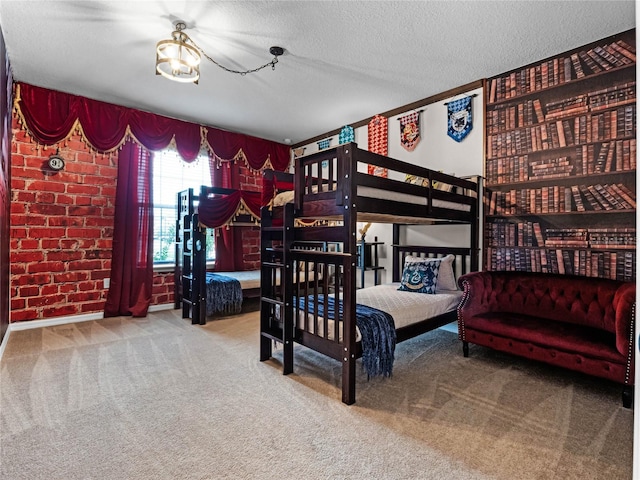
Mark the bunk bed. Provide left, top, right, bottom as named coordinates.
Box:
left=259, top=142, right=480, bottom=404
left=175, top=171, right=295, bottom=325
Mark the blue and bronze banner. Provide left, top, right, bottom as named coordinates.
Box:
left=447, top=96, right=473, bottom=142
left=317, top=138, right=332, bottom=150
left=338, top=125, right=355, bottom=144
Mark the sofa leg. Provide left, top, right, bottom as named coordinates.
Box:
left=462, top=341, right=469, bottom=357
left=622, top=385, right=634, bottom=409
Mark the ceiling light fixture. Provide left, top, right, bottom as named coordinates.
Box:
left=155, top=21, right=284, bottom=85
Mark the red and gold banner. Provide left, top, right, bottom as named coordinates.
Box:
left=399, top=111, right=421, bottom=151
left=367, top=114, right=388, bottom=177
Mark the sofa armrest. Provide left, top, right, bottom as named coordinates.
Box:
left=613, top=282, right=636, bottom=359
left=457, top=271, right=495, bottom=322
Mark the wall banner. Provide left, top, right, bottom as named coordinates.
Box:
left=447, top=96, right=473, bottom=142
left=338, top=125, right=355, bottom=144
left=367, top=114, right=388, bottom=177
left=399, top=111, right=421, bottom=151
left=317, top=138, right=332, bottom=150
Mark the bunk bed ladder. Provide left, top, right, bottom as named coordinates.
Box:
left=260, top=202, right=295, bottom=374
left=180, top=212, right=194, bottom=319
left=176, top=189, right=196, bottom=317
left=176, top=189, right=193, bottom=311
left=191, top=213, right=208, bottom=325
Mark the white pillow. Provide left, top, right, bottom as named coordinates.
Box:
left=273, top=190, right=294, bottom=207
left=404, top=254, right=457, bottom=292
left=272, top=185, right=320, bottom=207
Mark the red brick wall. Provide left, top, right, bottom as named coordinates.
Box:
left=10, top=116, right=116, bottom=322
left=242, top=228, right=261, bottom=270
left=238, top=165, right=261, bottom=271
left=10, top=114, right=264, bottom=323
left=152, top=271, right=174, bottom=306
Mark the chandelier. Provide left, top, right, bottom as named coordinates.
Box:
left=155, top=22, right=284, bottom=85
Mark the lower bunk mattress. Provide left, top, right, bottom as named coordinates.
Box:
left=294, top=283, right=462, bottom=340
left=289, top=283, right=463, bottom=377
left=206, top=270, right=319, bottom=316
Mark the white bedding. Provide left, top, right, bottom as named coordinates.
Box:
left=354, top=283, right=461, bottom=329
left=215, top=270, right=261, bottom=290
left=357, top=186, right=471, bottom=212
left=295, top=283, right=462, bottom=341
left=217, top=269, right=320, bottom=290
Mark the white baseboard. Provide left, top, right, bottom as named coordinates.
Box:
left=8, top=303, right=176, bottom=332
left=9, top=311, right=104, bottom=331
left=0, top=303, right=176, bottom=363
left=0, top=325, right=10, bottom=362
left=148, top=303, right=175, bottom=313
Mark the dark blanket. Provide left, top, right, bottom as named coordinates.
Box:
left=295, top=295, right=396, bottom=378
left=205, top=273, right=242, bottom=316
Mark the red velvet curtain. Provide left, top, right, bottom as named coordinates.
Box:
left=16, top=82, right=290, bottom=168
left=197, top=190, right=261, bottom=228
left=210, top=163, right=245, bottom=271
left=16, top=81, right=291, bottom=297
left=205, top=128, right=290, bottom=170
left=104, top=140, right=154, bottom=317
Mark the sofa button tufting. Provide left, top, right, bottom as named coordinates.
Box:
left=576, top=357, right=582, bottom=364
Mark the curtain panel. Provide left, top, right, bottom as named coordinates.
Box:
left=210, top=162, right=244, bottom=271
left=104, top=140, right=154, bottom=317
left=15, top=82, right=290, bottom=170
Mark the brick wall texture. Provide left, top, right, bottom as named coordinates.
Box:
left=10, top=114, right=263, bottom=323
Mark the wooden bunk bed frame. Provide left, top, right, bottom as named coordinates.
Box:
left=174, top=186, right=262, bottom=325
left=259, top=142, right=480, bottom=404
left=175, top=172, right=296, bottom=325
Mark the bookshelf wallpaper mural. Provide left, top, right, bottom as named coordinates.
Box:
left=484, top=29, right=636, bottom=281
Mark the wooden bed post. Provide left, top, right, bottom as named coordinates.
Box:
left=192, top=214, right=207, bottom=325
left=282, top=202, right=295, bottom=375
left=392, top=224, right=401, bottom=281
left=340, top=144, right=358, bottom=405
left=259, top=205, right=274, bottom=363
left=470, top=179, right=480, bottom=272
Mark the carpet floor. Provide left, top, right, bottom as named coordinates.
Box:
left=0, top=307, right=633, bottom=479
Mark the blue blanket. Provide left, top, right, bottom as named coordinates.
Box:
left=205, top=273, right=242, bottom=316
left=294, top=295, right=396, bottom=378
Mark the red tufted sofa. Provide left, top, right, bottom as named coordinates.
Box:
left=457, top=271, right=636, bottom=407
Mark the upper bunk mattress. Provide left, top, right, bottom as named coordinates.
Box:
left=273, top=188, right=471, bottom=212
left=272, top=186, right=472, bottom=224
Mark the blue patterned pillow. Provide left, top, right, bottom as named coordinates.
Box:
left=398, top=260, right=440, bottom=294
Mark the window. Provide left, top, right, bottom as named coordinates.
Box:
left=152, top=149, right=215, bottom=266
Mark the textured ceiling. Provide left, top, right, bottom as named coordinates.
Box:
left=0, top=1, right=635, bottom=145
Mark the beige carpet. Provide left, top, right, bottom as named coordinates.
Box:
left=0, top=307, right=633, bottom=480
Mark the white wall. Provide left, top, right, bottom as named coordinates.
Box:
left=297, top=86, right=484, bottom=285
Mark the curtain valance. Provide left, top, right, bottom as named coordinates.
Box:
left=15, top=82, right=290, bottom=170
left=197, top=190, right=262, bottom=229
